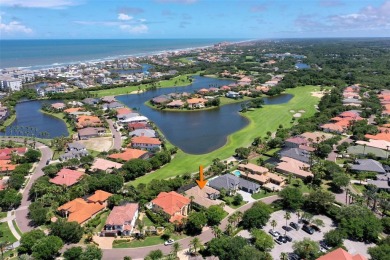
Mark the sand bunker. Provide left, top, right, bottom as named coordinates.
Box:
left=289, top=110, right=295, bottom=113
left=311, top=91, right=326, bottom=98
left=298, top=110, right=306, bottom=113
left=293, top=113, right=302, bottom=118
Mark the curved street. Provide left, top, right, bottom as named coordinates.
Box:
left=107, top=119, right=122, bottom=151
left=1, top=137, right=53, bottom=233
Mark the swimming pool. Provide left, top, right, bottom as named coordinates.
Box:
left=232, top=170, right=241, bottom=177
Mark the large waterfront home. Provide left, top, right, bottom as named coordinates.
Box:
left=130, top=136, right=161, bottom=151
left=186, top=98, right=207, bottom=109
left=182, top=185, right=221, bottom=208
left=78, top=127, right=106, bottom=140
left=60, top=142, right=89, bottom=161
left=149, top=191, right=190, bottom=223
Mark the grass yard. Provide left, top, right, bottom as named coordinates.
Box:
left=142, top=215, right=155, bottom=226
left=0, top=114, right=16, bottom=131
left=352, top=183, right=367, bottom=194
left=222, top=197, right=247, bottom=209
left=112, top=233, right=185, bottom=248
left=12, top=220, right=22, bottom=237
left=251, top=190, right=278, bottom=200
left=0, top=212, right=7, bottom=219
left=92, top=74, right=196, bottom=97
left=0, top=222, right=17, bottom=244
left=130, top=85, right=321, bottom=186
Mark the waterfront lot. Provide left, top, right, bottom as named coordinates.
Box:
left=263, top=210, right=334, bottom=260
left=131, top=85, right=323, bottom=186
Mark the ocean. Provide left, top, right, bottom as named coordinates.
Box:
left=0, top=39, right=239, bottom=69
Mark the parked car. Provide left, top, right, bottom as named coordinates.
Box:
left=164, top=239, right=175, bottom=246
left=277, top=235, right=287, bottom=243
left=288, top=253, right=300, bottom=260
left=282, top=225, right=293, bottom=232
left=290, top=222, right=300, bottom=230
left=284, top=235, right=293, bottom=242
left=320, top=247, right=327, bottom=253
left=320, top=240, right=331, bottom=250
left=311, top=224, right=321, bottom=232
left=275, top=239, right=283, bottom=245
left=269, top=229, right=281, bottom=237
left=302, top=225, right=314, bottom=235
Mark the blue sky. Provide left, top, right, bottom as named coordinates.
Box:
left=0, top=0, right=389, bottom=39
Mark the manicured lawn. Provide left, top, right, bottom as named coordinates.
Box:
left=352, top=183, right=366, bottom=194
left=95, top=211, right=110, bottom=232
left=222, top=196, right=246, bottom=209
left=12, top=220, right=22, bottom=236
left=264, top=148, right=281, bottom=157
left=0, top=114, right=16, bottom=131
left=87, top=149, right=101, bottom=157
left=142, top=215, right=155, bottom=226
left=92, top=74, right=196, bottom=97
left=131, top=85, right=321, bottom=186
left=0, top=222, right=17, bottom=244
left=0, top=212, right=7, bottom=219
left=251, top=190, right=278, bottom=200
left=112, top=233, right=185, bottom=248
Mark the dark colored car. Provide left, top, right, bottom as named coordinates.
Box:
left=290, top=222, right=300, bottom=230
left=277, top=235, right=287, bottom=243
left=302, top=224, right=314, bottom=235
left=320, top=240, right=331, bottom=250
left=282, top=225, right=293, bottom=232
left=288, top=253, right=300, bottom=260
left=284, top=235, right=293, bottom=242
left=311, top=224, right=321, bottom=232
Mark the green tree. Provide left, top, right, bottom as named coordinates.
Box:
left=8, top=173, right=25, bottom=190
left=186, top=212, right=207, bottom=235
left=0, top=189, right=22, bottom=209
left=206, top=205, right=226, bottom=226
left=50, top=219, right=84, bottom=244
left=121, top=159, right=152, bottom=181
left=23, top=149, right=41, bottom=163
left=382, top=217, right=390, bottom=234
left=323, top=229, right=346, bottom=248
left=190, top=237, right=202, bottom=256
left=63, top=246, right=83, bottom=260
left=251, top=229, right=275, bottom=251
left=18, top=229, right=46, bottom=255
left=207, top=236, right=248, bottom=260
left=283, top=212, right=291, bottom=234
left=28, top=201, right=48, bottom=226
left=332, top=172, right=350, bottom=191
left=235, top=147, right=250, bottom=159
left=279, top=187, right=304, bottom=210
left=233, top=193, right=243, bottom=206
left=293, top=238, right=320, bottom=260
left=171, top=242, right=181, bottom=258
left=368, top=243, right=390, bottom=260
left=31, top=236, right=64, bottom=260
left=271, top=219, right=277, bottom=231
left=238, top=245, right=272, bottom=260
left=304, top=190, right=335, bottom=214
left=80, top=245, right=102, bottom=260
left=241, top=202, right=272, bottom=229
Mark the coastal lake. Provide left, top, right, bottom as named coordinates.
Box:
left=116, top=76, right=293, bottom=154
left=1, top=76, right=292, bottom=154
left=0, top=100, right=69, bottom=138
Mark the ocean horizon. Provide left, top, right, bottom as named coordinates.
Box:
left=0, top=38, right=246, bottom=70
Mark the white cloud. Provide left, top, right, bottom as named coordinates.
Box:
left=0, top=16, right=32, bottom=34
left=120, top=24, right=148, bottom=34
left=118, top=13, right=133, bottom=21
left=0, top=0, right=79, bottom=9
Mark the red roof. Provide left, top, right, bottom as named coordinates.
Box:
left=0, top=147, right=27, bottom=160
left=108, top=148, right=147, bottom=161
left=131, top=136, right=161, bottom=145
left=317, top=248, right=367, bottom=260
left=128, top=122, right=149, bottom=130
left=116, top=108, right=132, bottom=116
left=49, top=168, right=84, bottom=187
left=105, top=203, right=139, bottom=226
left=151, top=191, right=190, bottom=216
left=87, top=190, right=112, bottom=203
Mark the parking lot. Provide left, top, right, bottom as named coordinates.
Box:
left=262, top=210, right=335, bottom=259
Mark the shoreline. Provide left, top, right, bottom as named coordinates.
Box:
left=39, top=109, right=74, bottom=137
left=1, top=39, right=249, bottom=70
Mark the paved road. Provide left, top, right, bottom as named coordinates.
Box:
left=102, top=195, right=279, bottom=260
left=327, top=136, right=352, bottom=162
left=0, top=137, right=53, bottom=233
left=107, top=119, right=122, bottom=150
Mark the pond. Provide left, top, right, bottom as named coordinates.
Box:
left=0, top=100, right=69, bottom=138
left=110, top=64, right=153, bottom=75
left=116, top=76, right=293, bottom=154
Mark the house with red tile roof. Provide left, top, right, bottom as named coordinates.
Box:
left=116, top=108, right=132, bottom=116
left=131, top=136, right=162, bottom=151
left=64, top=107, right=83, bottom=114
left=127, top=122, right=150, bottom=131
left=51, top=102, right=66, bottom=110
left=149, top=191, right=190, bottom=223
left=276, top=157, right=313, bottom=179
left=87, top=190, right=113, bottom=204
left=49, top=168, right=84, bottom=187
left=76, top=115, right=102, bottom=129
left=103, top=203, right=139, bottom=236
left=317, top=248, right=367, bottom=260
left=186, top=98, right=207, bottom=109
left=0, top=160, right=17, bottom=172
left=285, top=136, right=308, bottom=148
left=0, top=147, right=28, bottom=160
left=90, top=158, right=122, bottom=172
left=320, top=123, right=345, bottom=134
left=58, top=198, right=106, bottom=225
left=108, top=148, right=148, bottom=161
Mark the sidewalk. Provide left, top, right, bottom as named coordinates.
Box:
left=7, top=211, right=21, bottom=241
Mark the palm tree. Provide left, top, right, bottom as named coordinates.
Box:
left=0, top=241, right=10, bottom=259
left=271, top=219, right=277, bottom=231
left=189, top=195, right=195, bottom=212
left=283, top=212, right=291, bottom=235
left=171, top=242, right=181, bottom=259
left=190, top=237, right=202, bottom=255
left=211, top=225, right=222, bottom=238
left=280, top=252, right=288, bottom=260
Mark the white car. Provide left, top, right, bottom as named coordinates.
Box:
left=164, top=239, right=175, bottom=246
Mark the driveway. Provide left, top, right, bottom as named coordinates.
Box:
left=237, top=190, right=255, bottom=203
left=262, top=210, right=334, bottom=260
left=107, top=119, right=122, bottom=150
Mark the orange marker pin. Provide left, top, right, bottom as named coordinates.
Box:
left=196, top=165, right=207, bottom=189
